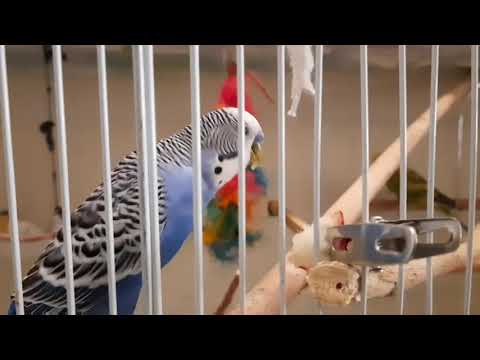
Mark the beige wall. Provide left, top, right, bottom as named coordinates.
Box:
left=0, top=46, right=478, bottom=314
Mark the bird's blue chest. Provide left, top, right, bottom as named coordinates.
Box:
left=160, top=167, right=215, bottom=267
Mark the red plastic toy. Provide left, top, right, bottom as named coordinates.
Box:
left=216, top=57, right=274, bottom=117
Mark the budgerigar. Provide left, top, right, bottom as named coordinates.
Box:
left=7, top=108, right=264, bottom=315
left=371, top=153, right=457, bottom=216
left=372, top=152, right=468, bottom=232
left=386, top=167, right=457, bottom=216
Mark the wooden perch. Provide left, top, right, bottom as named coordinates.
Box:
left=267, top=200, right=306, bottom=233
left=215, top=270, right=240, bottom=315
left=226, top=80, right=471, bottom=314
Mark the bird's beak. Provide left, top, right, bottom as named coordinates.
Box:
left=249, top=144, right=261, bottom=169
left=250, top=141, right=263, bottom=169
left=254, top=132, right=265, bottom=145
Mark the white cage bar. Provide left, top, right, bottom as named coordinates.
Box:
left=426, top=45, right=440, bottom=315
left=189, top=45, right=205, bottom=315
left=132, top=45, right=153, bottom=315
left=398, top=45, right=407, bottom=315
left=313, top=45, right=325, bottom=315
left=52, top=45, right=76, bottom=315
left=277, top=45, right=287, bottom=315
left=144, top=45, right=163, bottom=315
left=360, top=45, right=370, bottom=315
left=464, top=45, right=479, bottom=314
left=456, top=115, right=464, bottom=199
left=236, top=45, right=247, bottom=314
left=313, top=45, right=324, bottom=263
left=96, top=45, right=118, bottom=315
left=0, top=45, right=24, bottom=315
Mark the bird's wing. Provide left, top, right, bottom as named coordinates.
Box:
left=14, top=153, right=168, bottom=314
left=407, top=169, right=428, bottom=185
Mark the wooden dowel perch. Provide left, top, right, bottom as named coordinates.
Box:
left=215, top=270, right=240, bottom=315
left=226, top=81, right=471, bottom=314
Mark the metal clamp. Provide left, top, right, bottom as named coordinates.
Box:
left=371, top=217, right=463, bottom=260
left=327, top=216, right=463, bottom=266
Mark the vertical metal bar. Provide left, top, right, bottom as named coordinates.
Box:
left=313, top=45, right=325, bottom=315
left=144, top=45, right=163, bottom=315
left=132, top=45, right=153, bottom=315
left=464, top=45, right=478, bottom=314
left=398, top=45, right=407, bottom=315
left=96, top=45, right=118, bottom=315
left=277, top=45, right=287, bottom=315
left=0, top=45, right=24, bottom=315
left=456, top=115, right=464, bottom=202
left=52, top=45, right=76, bottom=315
left=426, top=45, right=439, bottom=315
left=236, top=45, right=247, bottom=314
left=313, top=45, right=324, bottom=263
left=189, top=45, right=204, bottom=315
left=360, top=45, right=370, bottom=315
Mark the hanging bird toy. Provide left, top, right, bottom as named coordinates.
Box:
left=204, top=150, right=268, bottom=261
left=204, top=52, right=272, bottom=262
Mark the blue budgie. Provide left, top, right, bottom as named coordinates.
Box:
left=7, top=108, right=264, bottom=315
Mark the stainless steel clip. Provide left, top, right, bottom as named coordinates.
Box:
left=327, top=216, right=463, bottom=266
left=371, top=217, right=463, bottom=260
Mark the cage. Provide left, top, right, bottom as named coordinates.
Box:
left=0, top=45, right=478, bottom=315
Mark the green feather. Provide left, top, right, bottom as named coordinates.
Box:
left=372, top=152, right=456, bottom=215
left=386, top=168, right=456, bottom=215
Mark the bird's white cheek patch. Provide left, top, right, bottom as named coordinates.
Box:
left=213, top=156, right=239, bottom=188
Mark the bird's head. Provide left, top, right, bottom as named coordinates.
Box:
left=199, top=108, right=264, bottom=192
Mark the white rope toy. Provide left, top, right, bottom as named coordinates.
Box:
left=287, top=45, right=315, bottom=118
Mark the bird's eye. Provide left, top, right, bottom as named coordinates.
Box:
left=245, top=127, right=250, bottom=136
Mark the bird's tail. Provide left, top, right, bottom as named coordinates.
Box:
left=435, top=190, right=457, bottom=210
